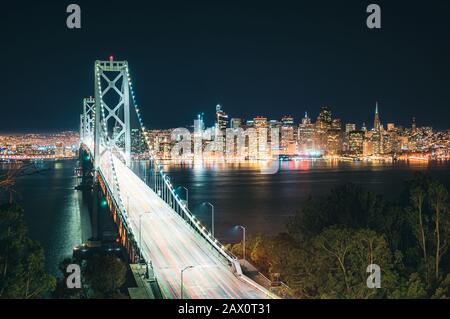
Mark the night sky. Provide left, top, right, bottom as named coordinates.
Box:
left=2, top=0, right=450, bottom=132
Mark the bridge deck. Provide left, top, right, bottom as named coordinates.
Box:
left=111, top=155, right=269, bottom=299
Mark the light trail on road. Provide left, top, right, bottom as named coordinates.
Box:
left=108, top=154, right=269, bottom=299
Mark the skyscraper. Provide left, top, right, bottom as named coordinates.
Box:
left=348, top=131, right=364, bottom=156
left=314, top=106, right=332, bottom=154
left=230, top=118, right=242, bottom=129
left=215, top=104, right=228, bottom=158
left=317, top=106, right=332, bottom=127
left=345, top=123, right=356, bottom=133
left=298, top=112, right=315, bottom=155
left=372, top=102, right=383, bottom=156
left=373, top=102, right=381, bottom=131
left=194, top=113, right=205, bottom=160
left=216, top=104, right=229, bottom=131
left=327, top=119, right=343, bottom=155
left=281, top=115, right=295, bottom=154
left=253, top=116, right=268, bottom=159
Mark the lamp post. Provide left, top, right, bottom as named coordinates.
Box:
left=236, top=225, right=246, bottom=260
left=204, top=202, right=214, bottom=237
left=181, top=265, right=194, bottom=299
left=178, top=186, right=189, bottom=208
left=138, top=213, right=146, bottom=263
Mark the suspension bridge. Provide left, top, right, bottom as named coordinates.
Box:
left=78, top=57, right=277, bottom=299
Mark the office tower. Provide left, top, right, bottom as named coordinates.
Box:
left=348, top=131, right=364, bottom=156
left=281, top=115, right=295, bottom=155
left=230, top=118, right=242, bottom=129
left=131, top=128, right=148, bottom=154
left=327, top=119, right=343, bottom=155
left=373, top=102, right=381, bottom=131
left=345, top=123, right=356, bottom=133
left=382, top=130, right=396, bottom=155
left=245, top=119, right=254, bottom=128
left=214, top=105, right=228, bottom=158
left=253, top=116, right=268, bottom=128
left=387, top=123, right=395, bottom=131
left=253, top=116, right=268, bottom=159
left=314, top=106, right=332, bottom=154
left=269, top=119, right=281, bottom=129
left=194, top=113, right=205, bottom=160
left=317, top=106, right=332, bottom=128
left=216, top=104, right=229, bottom=131
left=362, top=122, right=367, bottom=132
left=371, top=131, right=382, bottom=155
left=297, top=112, right=315, bottom=155
left=412, top=117, right=417, bottom=134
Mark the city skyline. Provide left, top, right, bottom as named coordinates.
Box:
left=2, top=1, right=450, bottom=132
left=0, top=101, right=445, bottom=135
left=1, top=1, right=450, bottom=303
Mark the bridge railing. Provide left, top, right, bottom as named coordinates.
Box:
left=132, top=159, right=239, bottom=267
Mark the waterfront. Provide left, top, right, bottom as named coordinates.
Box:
left=0, top=160, right=92, bottom=276
left=138, top=159, right=450, bottom=241
left=2, top=159, right=450, bottom=275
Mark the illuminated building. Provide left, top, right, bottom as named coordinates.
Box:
left=216, top=104, right=229, bottom=130
left=214, top=105, right=228, bottom=159
left=194, top=113, right=205, bottom=160
left=314, top=106, right=332, bottom=154
left=297, top=112, right=315, bottom=155
left=374, top=102, right=381, bottom=131
left=281, top=115, right=295, bottom=155
left=317, top=106, right=332, bottom=127
left=362, top=122, right=367, bottom=132
left=230, top=118, right=242, bottom=129
left=387, top=123, right=395, bottom=131
left=131, top=128, right=148, bottom=155
left=348, top=131, right=364, bottom=156
left=55, top=142, right=65, bottom=157
left=327, top=119, right=343, bottom=155
left=345, top=123, right=356, bottom=133
left=372, top=131, right=382, bottom=155
left=253, top=116, right=268, bottom=159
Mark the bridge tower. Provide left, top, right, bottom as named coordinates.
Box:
left=80, top=114, right=85, bottom=142
left=94, top=57, right=132, bottom=170
left=83, top=96, right=96, bottom=141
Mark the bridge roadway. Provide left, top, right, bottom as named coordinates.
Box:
left=108, top=154, right=269, bottom=299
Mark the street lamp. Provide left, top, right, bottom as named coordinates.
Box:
left=178, top=186, right=189, bottom=208
left=138, top=213, right=146, bottom=263
left=181, top=265, right=194, bottom=299
left=203, top=202, right=214, bottom=237
left=236, top=225, right=246, bottom=260
left=132, top=212, right=149, bottom=263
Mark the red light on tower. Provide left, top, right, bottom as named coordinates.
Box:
left=109, top=55, right=114, bottom=62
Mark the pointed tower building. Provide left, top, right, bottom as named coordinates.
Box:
left=373, top=102, right=381, bottom=131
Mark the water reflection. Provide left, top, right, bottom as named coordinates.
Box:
left=136, top=160, right=450, bottom=242
left=0, top=160, right=91, bottom=275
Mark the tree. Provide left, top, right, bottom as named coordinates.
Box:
left=54, top=254, right=129, bottom=299
left=0, top=204, right=55, bottom=298
left=84, top=254, right=127, bottom=298
left=428, top=181, right=449, bottom=282
left=313, top=226, right=353, bottom=296
left=407, top=183, right=430, bottom=283
left=287, top=184, right=385, bottom=241
left=53, top=257, right=89, bottom=299
left=390, top=273, right=428, bottom=299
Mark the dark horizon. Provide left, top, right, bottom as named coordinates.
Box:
left=2, top=0, right=450, bottom=132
